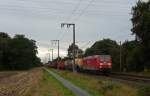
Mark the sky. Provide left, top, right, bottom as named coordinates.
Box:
left=0, top=0, right=143, bottom=62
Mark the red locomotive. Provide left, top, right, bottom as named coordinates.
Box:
left=81, top=55, right=112, bottom=73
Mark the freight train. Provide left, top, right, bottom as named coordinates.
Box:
left=48, top=55, right=112, bottom=73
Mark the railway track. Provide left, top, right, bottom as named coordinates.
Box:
left=77, top=70, right=150, bottom=83
left=109, top=72, right=150, bottom=83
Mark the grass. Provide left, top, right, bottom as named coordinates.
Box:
left=25, top=69, right=75, bottom=96
left=49, top=68, right=139, bottom=96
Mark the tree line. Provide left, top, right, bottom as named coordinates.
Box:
left=84, top=0, right=150, bottom=72
left=0, top=32, right=42, bottom=70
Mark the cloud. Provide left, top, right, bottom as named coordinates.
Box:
left=37, top=45, right=67, bottom=62
left=0, top=0, right=138, bottom=61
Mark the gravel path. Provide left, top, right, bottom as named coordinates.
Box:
left=44, top=68, right=91, bottom=96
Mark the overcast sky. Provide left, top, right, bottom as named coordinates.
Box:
left=0, top=0, right=142, bottom=62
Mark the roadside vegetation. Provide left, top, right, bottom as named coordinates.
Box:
left=50, top=68, right=150, bottom=96
left=50, top=68, right=137, bottom=96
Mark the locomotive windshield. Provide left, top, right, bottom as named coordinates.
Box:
left=100, top=55, right=111, bottom=62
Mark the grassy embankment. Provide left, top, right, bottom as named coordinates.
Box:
left=49, top=68, right=150, bottom=96
left=26, top=69, right=75, bottom=96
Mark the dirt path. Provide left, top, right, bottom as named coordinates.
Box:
left=0, top=72, right=18, bottom=79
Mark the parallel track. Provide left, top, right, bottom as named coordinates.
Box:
left=77, top=70, right=150, bottom=83
left=109, top=73, right=150, bottom=83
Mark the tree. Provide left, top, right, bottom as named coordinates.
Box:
left=68, top=43, right=83, bottom=58
left=84, top=48, right=95, bottom=56
left=131, top=0, right=150, bottom=71
left=0, top=32, right=11, bottom=70
left=53, top=57, right=62, bottom=61
left=9, top=35, right=41, bottom=70
left=0, top=32, right=42, bottom=70
left=122, top=40, right=143, bottom=72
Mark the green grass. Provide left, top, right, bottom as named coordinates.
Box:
left=49, top=68, right=138, bottom=96
left=25, top=70, right=76, bottom=96
left=44, top=70, right=76, bottom=96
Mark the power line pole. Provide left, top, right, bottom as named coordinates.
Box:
left=51, top=40, right=60, bottom=59
left=120, top=41, right=122, bottom=72
left=50, top=49, right=54, bottom=61
left=61, top=23, right=76, bottom=73
left=48, top=52, right=51, bottom=62
left=48, top=49, right=51, bottom=62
